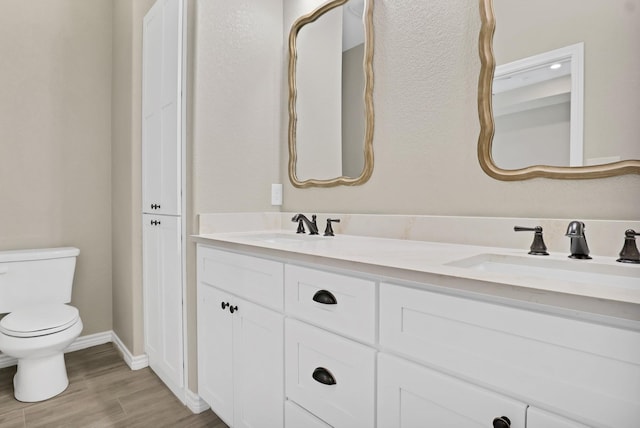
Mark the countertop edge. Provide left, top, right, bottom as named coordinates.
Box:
left=191, top=233, right=640, bottom=326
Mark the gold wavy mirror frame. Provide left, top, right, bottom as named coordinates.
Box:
left=478, top=0, right=640, bottom=180
left=288, top=0, right=374, bottom=188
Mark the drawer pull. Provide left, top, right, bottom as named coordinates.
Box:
left=229, top=305, right=238, bottom=314
left=312, top=367, right=336, bottom=386
left=492, top=416, right=511, bottom=428
left=221, top=302, right=229, bottom=310
left=312, top=289, right=337, bottom=305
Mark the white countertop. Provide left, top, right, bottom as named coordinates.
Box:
left=193, top=230, right=640, bottom=322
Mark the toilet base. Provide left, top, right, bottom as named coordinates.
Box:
left=14, top=352, right=69, bottom=402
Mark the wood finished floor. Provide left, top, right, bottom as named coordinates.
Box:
left=0, top=343, right=228, bottom=428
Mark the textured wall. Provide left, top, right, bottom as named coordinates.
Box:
left=281, top=0, right=640, bottom=220
left=192, top=0, right=283, bottom=215
left=0, top=0, right=114, bottom=335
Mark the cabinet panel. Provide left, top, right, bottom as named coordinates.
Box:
left=285, top=400, right=331, bottom=428
left=143, top=214, right=183, bottom=399
left=285, top=319, right=375, bottom=428
left=379, top=282, right=640, bottom=427
left=527, top=407, right=591, bottom=428
left=197, top=284, right=234, bottom=425
left=142, top=0, right=182, bottom=216
left=285, top=265, right=376, bottom=343
left=378, top=353, right=527, bottom=428
left=233, top=298, right=284, bottom=428
left=198, top=246, right=284, bottom=311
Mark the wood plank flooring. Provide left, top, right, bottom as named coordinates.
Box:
left=0, top=343, right=228, bottom=428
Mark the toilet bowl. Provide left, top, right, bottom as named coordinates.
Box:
left=0, top=247, right=82, bottom=402
left=0, top=303, right=83, bottom=402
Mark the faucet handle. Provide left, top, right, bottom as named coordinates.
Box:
left=617, top=229, right=640, bottom=264
left=514, top=226, right=549, bottom=256
left=324, top=219, right=341, bottom=236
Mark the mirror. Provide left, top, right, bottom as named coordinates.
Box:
left=288, top=0, right=374, bottom=188
left=478, top=0, right=640, bottom=180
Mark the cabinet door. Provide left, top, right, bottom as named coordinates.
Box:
left=197, top=284, right=234, bottom=425
left=143, top=215, right=184, bottom=400
left=142, top=0, right=182, bottom=216
left=378, top=353, right=527, bottom=428
left=527, top=407, right=591, bottom=428
left=233, top=298, right=284, bottom=428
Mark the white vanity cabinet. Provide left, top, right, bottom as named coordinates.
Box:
left=197, top=246, right=284, bottom=428
left=196, top=243, right=640, bottom=428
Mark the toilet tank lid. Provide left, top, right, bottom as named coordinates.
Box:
left=0, top=247, right=80, bottom=263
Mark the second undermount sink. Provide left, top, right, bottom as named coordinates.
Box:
left=447, top=253, right=640, bottom=290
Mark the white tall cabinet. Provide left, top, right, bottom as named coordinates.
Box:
left=142, top=0, right=186, bottom=403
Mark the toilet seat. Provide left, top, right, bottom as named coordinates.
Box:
left=0, top=304, right=79, bottom=338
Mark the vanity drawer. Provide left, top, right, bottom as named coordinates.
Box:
left=378, top=352, right=527, bottom=428
left=285, top=265, right=376, bottom=343
left=285, top=319, right=375, bottom=428
left=285, top=400, right=331, bottom=428
left=379, top=282, right=640, bottom=428
left=197, top=245, right=284, bottom=311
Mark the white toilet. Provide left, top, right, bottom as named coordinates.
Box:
left=0, top=247, right=83, bottom=402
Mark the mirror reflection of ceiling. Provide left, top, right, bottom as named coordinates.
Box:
left=343, top=0, right=364, bottom=50
left=492, top=0, right=640, bottom=169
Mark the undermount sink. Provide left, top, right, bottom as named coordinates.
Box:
left=447, top=253, right=640, bottom=290
left=244, top=232, right=326, bottom=244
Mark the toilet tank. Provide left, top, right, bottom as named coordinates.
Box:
left=0, top=247, right=80, bottom=313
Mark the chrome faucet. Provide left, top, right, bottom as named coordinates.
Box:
left=565, top=221, right=591, bottom=259
left=291, top=213, right=319, bottom=235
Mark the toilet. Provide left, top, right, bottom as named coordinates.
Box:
left=0, top=247, right=83, bottom=402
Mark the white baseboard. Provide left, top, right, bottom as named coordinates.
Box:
left=0, top=330, right=149, bottom=371
left=186, top=389, right=210, bottom=414
left=66, top=331, right=112, bottom=353
left=111, top=331, right=149, bottom=371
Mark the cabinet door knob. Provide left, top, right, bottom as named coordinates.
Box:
left=221, top=302, right=229, bottom=310
left=312, top=367, right=336, bottom=385
left=229, top=305, right=238, bottom=314
left=492, top=416, right=511, bottom=428
left=312, top=289, right=337, bottom=305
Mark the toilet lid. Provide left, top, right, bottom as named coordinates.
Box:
left=0, top=304, right=79, bottom=338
